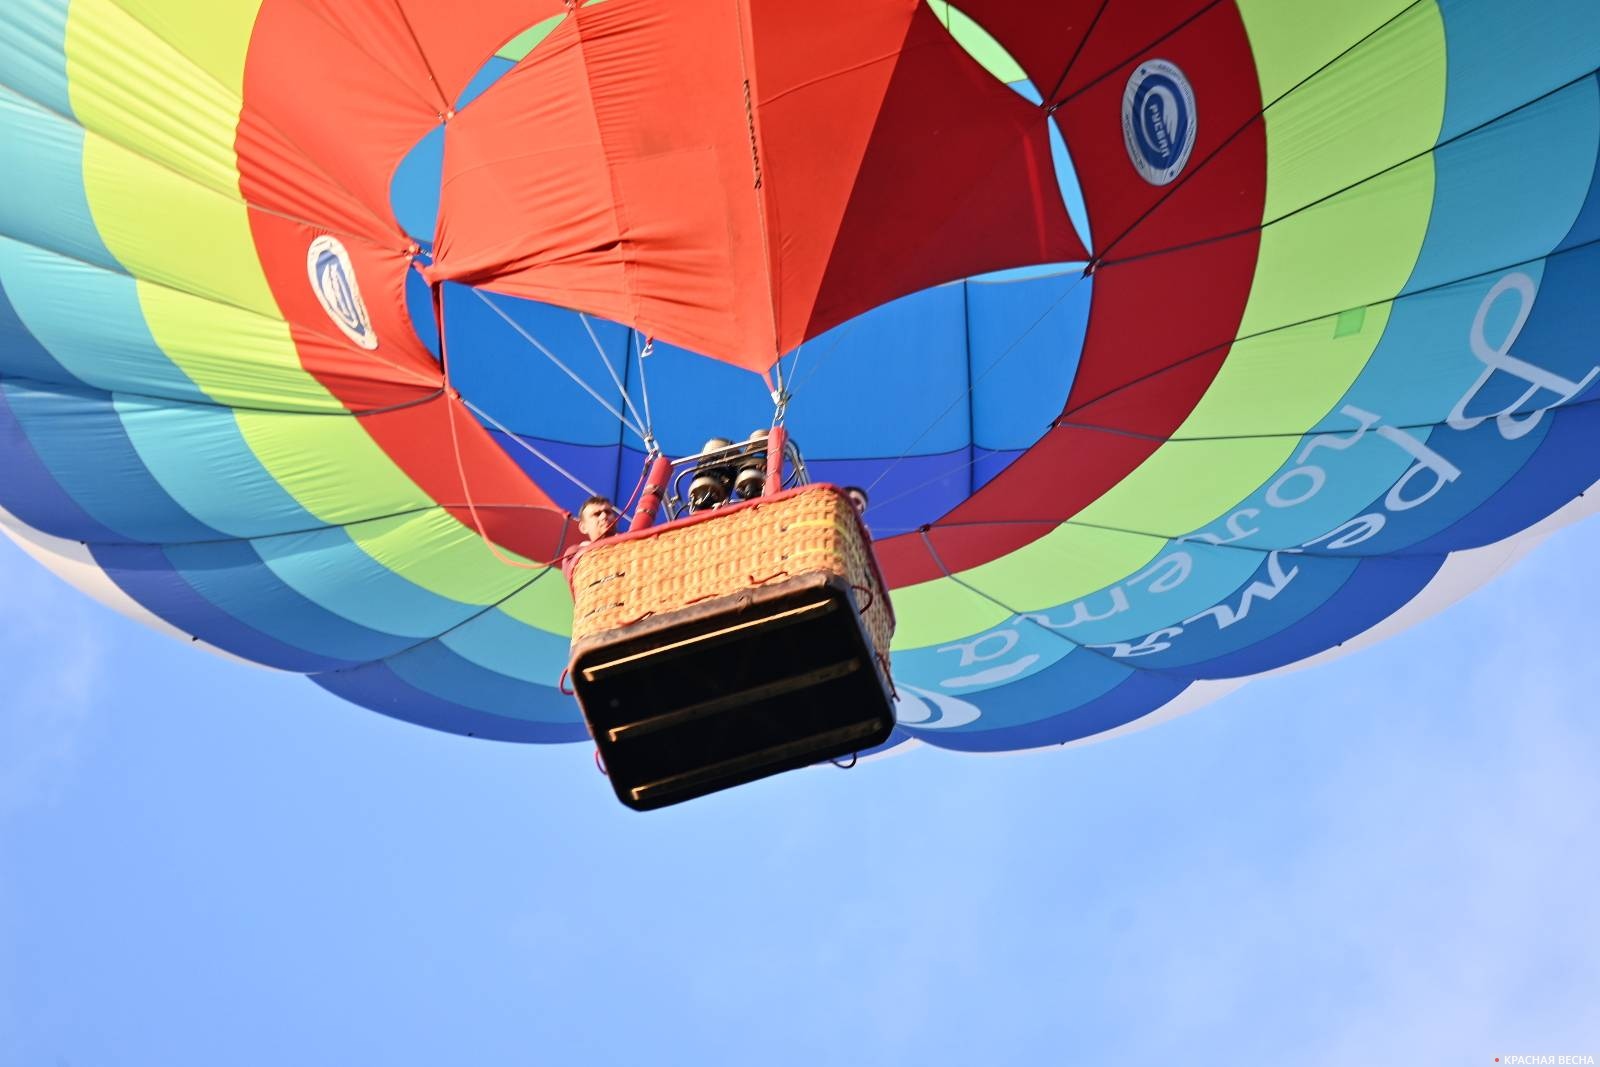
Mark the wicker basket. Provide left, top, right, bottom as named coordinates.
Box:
left=569, top=484, right=894, bottom=661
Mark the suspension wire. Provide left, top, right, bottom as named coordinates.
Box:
left=433, top=285, right=582, bottom=571
left=579, top=312, right=653, bottom=448
left=781, top=340, right=806, bottom=401
left=458, top=395, right=600, bottom=499
left=474, top=289, right=649, bottom=445
left=442, top=394, right=548, bottom=571
left=634, top=332, right=657, bottom=441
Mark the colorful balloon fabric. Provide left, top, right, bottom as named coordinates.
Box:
left=3, top=1, right=1600, bottom=751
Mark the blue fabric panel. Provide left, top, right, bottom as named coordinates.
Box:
left=804, top=452, right=976, bottom=537
left=487, top=431, right=630, bottom=519
left=1410, top=401, right=1600, bottom=555
left=113, top=399, right=323, bottom=539
left=1555, top=81, right=1600, bottom=252
left=0, top=237, right=206, bottom=401
left=0, top=381, right=122, bottom=541
left=784, top=284, right=973, bottom=455
left=1405, top=78, right=1597, bottom=295
left=1437, top=0, right=1600, bottom=142
left=0, top=2, right=72, bottom=117
left=386, top=640, right=582, bottom=725
left=252, top=524, right=486, bottom=640
left=1109, top=552, right=1361, bottom=671
left=967, top=271, right=1090, bottom=450
left=163, top=540, right=424, bottom=664
left=444, top=282, right=631, bottom=447
left=0, top=274, right=76, bottom=386
left=438, top=603, right=578, bottom=687
left=0, top=87, right=116, bottom=272
left=312, top=662, right=588, bottom=742
left=391, top=124, right=445, bottom=244
left=1186, top=554, right=1444, bottom=678
left=1372, top=420, right=1552, bottom=554
left=917, top=669, right=1189, bottom=753
left=403, top=260, right=440, bottom=358
left=90, top=543, right=354, bottom=673
left=1, top=380, right=221, bottom=542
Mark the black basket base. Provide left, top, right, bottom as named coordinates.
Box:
left=570, top=572, right=894, bottom=811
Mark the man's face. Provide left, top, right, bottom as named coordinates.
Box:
left=578, top=501, right=619, bottom=541
left=846, top=489, right=868, bottom=516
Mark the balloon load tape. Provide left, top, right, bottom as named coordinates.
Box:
left=568, top=483, right=893, bottom=657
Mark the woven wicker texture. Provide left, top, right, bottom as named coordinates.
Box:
left=569, top=485, right=894, bottom=657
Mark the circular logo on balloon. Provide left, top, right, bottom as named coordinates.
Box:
left=1122, top=59, right=1197, bottom=186
left=306, top=235, right=378, bottom=349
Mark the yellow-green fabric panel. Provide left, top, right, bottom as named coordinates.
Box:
left=889, top=572, right=1014, bottom=651
left=328, top=507, right=537, bottom=607
left=132, top=283, right=348, bottom=413
left=1244, top=2, right=1446, bottom=231
left=82, top=132, right=279, bottom=317
left=63, top=0, right=243, bottom=201
left=96, top=0, right=262, bottom=92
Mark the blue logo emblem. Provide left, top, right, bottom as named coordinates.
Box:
left=306, top=235, right=379, bottom=350
left=1122, top=59, right=1197, bottom=186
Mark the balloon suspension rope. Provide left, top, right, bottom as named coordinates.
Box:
left=434, top=282, right=555, bottom=572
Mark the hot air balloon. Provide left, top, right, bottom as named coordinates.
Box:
left=3, top=0, right=1599, bottom=782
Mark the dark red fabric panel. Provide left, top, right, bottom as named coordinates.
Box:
left=1050, top=0, right=1220, bottom=102
left=950, top=0, right=1105, bottom=99
left=798, top=1, right=1085, bottom=343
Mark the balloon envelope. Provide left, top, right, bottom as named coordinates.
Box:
left=3, top=0, right=1600, bottom=751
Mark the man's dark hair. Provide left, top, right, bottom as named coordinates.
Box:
left=842, top=485, right=868, bottom=505
left=578, top=494, right=614, bottom=516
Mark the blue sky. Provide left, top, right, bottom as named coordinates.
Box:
left=1, top=520, right=1597, bottom=1066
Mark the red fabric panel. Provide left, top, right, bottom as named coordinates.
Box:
left=427, top=2, right=769, bottom=364
left=427, top=1, right=770, bottom=364
left=240, top=210, right=441, bottom=407
left=426, top=0, right=1085, bottom=373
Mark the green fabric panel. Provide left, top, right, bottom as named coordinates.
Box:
left=496, top=13, right=565, bottom=61
left=1237, top=0, right=1418, bottom=105
left=1243, top=2, right=1447, bottom=229
left=133, top=283, right=348, bottom=412
left=317, top=508, right=533, bottom=607
left=888, top=573, right=1013, bottom=650
left=926, top=2, right=1026, bottom=85
left=945, top=523, right=1167, bottom=620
